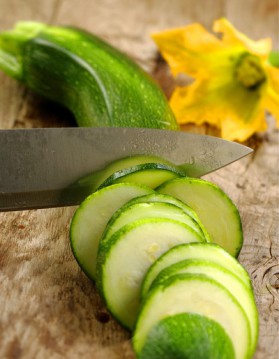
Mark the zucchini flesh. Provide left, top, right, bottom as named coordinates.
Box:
left=133, top=274, right=251, bottom=359
left=74, top=155, right=181, bottom=194
left=125, top=193, right=211, bottom=242
left=141, top=243, right=252, bottom=299
left=97, top=163, right=185, bottom=190
left=150, top=259, right=258, bottom=354
left=101, top=201, right=206, bottom=242
left=96, top=218, right=204, bottom=330
left=158, top=177, right=243, bottom=257
left=70, top=183, right=154, bottom=280
left=138, top=313, right=235, bottom=359
left=0, top=22, right=178, bottom=129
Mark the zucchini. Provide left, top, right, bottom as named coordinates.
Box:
left=98, top=163, right=185, bottom=190
left=70, top=183, right=154, bottom=280
left=96, top=218, right=204, bottom=330
left=133, top=274, right=252, bottom=359
left=125, top=193, right=211, bottom=242
left=137, top=313, right=235, bottom=359
left=141, top=243, right=252, bottom=299
left=158, top=177, right=243, bottom=257
left=149, top=259, right=258, bottom=354
left=101, top=201, right=207, bottom=242
left=74, top=155, right=181, bottom=194
left=0, top=21, right=178, bottom=129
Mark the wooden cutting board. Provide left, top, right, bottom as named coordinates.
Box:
left=0, top=1, right=278, bottom=358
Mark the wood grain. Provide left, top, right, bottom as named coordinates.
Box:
left=0, top=0, right=278, bottom=358
left=205, top=122, right=279, bottom=359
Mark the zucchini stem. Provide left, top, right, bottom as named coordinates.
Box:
left=0, top=21, right=46, bottom=80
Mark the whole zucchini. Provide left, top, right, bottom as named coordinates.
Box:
left=0, top=21, right=178, bottom=129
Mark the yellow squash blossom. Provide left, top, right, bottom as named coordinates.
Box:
left=152, top=18, right=279, bottom=141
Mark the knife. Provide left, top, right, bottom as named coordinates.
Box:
left=0, top=127, right=252, bottom=211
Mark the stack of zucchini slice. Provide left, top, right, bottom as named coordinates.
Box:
left=69, top=155, right=258, bottom=359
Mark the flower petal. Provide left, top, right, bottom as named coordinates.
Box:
left=266, top=65, right=279, bottom=92
left=220, top=109, right=267, bottom=141
left=170, top=76, right=267, bottom=141
left=213, top=18, right=272, bottom=59
left=263, top=65, right=279, bottom=124
left=152, top=24, right=223, bottom=77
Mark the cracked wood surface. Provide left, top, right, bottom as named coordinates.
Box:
left=0, top=0, right=278, bottom=358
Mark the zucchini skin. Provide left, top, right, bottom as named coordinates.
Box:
left=0, top=22, right=178, bottom=129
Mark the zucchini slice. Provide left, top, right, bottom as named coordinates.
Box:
left=70, top=183, right=154, bottom=280
left=137, top=313, right=235, bottom=359
left=102, top=201, right=207, bottom=242
left=96, top=218, right=204, bottom=330
left=125, top=193, right=211, bottom=242
left=133, top=274, right=252, bottom=359
left=98, top=163, right=185, bottom=190
left=150, top=259, right=258, bottom=354
left=158, top=177, right=243, bottom=257
left=74, top=155, right=182, bottom=194
left=141, top=243, right=252, bottom=299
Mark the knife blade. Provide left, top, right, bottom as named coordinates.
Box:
left=0, top=127, right=252, bottom=211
